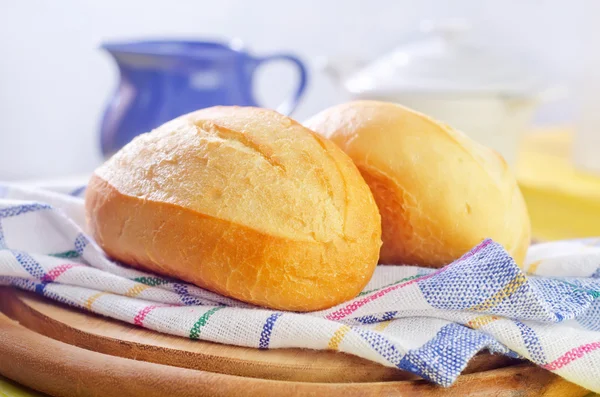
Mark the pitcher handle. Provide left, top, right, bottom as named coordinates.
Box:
left=253, top=54, right=308, bottom=116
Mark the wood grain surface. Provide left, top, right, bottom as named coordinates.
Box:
left=0, top=287, right=590, bottom=396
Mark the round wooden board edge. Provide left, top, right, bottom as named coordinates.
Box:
left=0, top=288, right=416, bottom=383
left=0, top=287, right=590, bottom=396
left=0, top=310, right=590, bottom=397
left=0, top=287, right=518, bottom=383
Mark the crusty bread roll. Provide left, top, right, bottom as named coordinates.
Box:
left=85, top=106, right=382, bottom=311
left=305, top=100, right=530, bottom=267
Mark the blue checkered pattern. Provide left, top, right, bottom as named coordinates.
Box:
left=354, top=327, right=406, bottom=366
left=398, top=323, right=507, bottom=385
left=419, top=246, right=516, bottom=310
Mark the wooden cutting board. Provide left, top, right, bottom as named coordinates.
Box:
left=0, top=287, right=589, bottom=397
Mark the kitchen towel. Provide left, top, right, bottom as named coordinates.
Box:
left=0, top=184, right=599, bottom=392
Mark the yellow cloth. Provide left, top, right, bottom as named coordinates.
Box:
left=516, top=129, right=600, bottom=241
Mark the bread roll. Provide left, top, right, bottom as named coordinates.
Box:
left=305, top=100, right=530, bottom=267
left=85, top=106, right=382, bottom=311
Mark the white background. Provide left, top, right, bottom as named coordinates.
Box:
left=0, top=0, right=597, bottom=180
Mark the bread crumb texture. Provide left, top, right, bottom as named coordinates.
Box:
left=86, top=106, right=382, bottom=311
left=305, top=100, right=530, bottom=267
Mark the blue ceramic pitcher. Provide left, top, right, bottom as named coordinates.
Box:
left=100, top=40, right=308, bottom=156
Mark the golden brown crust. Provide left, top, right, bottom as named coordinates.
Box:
left=85, top=106, right=382, bottom=311
left=305, top=100, right=531, bottom=267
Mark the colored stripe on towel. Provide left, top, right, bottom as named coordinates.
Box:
left=125, top=284, right=151, bottom=298
left=49, top=250, right=80, bottom=259
left=41, top=263, right=81, bottom=282
left=527, top=260, right=542, bottom=275
left=134, top=276, right=173, bottom=287
left=259, top=313, right=283, bottom=349
left=374, top=320, right=393, bottom=332
left=326, top=273, right=437, bottom=321
left=0, top=222, right=5, bottom=249
left=515, top=321, right=547, bottom=364
left=543, top=341, right=600, bottom=371
left=0, top=203, right=51, bottom=218
left=73, top=234, right=89, bottom=256
left=134, top=305, right=159, bottom=326
left=328, top=325, right=351, bottom=350
left=467, top=315, right=500, bottom=329
left=13, top=251, right=47, bottom=280
left=358, top=275, right=421, bottom=296
left=84, top=292, right=109, bottom=310
left=469, top=273, right=527, bottom=312
left=189, top=306, right=225, bottom=339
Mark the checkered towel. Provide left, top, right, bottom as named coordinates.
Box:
left=0, top=184, right=599, bottom=392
